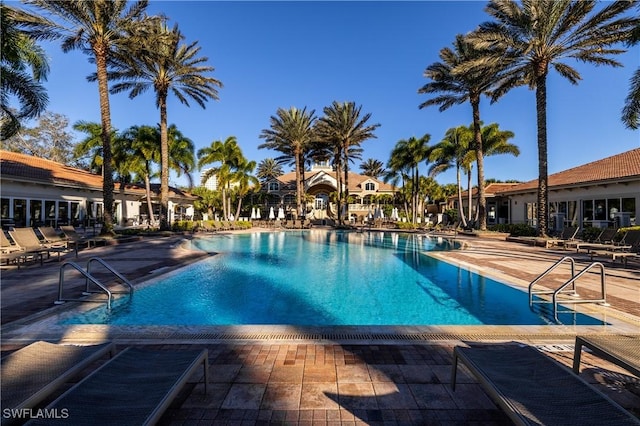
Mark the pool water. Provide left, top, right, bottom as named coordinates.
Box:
left=63, top=230, right=602, bottom=326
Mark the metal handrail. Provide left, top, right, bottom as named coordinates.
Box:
left=56, top=261, right=113, bottom=309
left=552, top=262, right=608, bottom=322
left=528, top=256, right=576, bottom=307
left=85, top=257, right=134, bottom=295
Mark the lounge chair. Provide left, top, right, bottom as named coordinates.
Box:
left=548, top=226, right=579, bottom=248
left=26, top=347, right=208, bottom=426
left=451, top=344, right=640, bottom=425
left=59, top=225, right=92, bottom=255
left=573, top=334, right=640, bottom=377
left=589, top=230, right=640, bottom=266
left=567, top=227, right=618, bottom=252
left=8, top=227, right=67, bottom=261
left=37, top=226, right=70, bottom=250
left=1, top=341, right=114, bottom=422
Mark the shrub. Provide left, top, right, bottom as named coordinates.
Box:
left=488, top=223, right=537, bottom=237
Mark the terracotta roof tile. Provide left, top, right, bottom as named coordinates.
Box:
left=498, top=148, right=640, bottom=194
left=277, top=169, right=395, bottom=192
left=0, top=150, right=198, bottom=200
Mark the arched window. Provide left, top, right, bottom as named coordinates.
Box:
left=365, top=182, right=376, bottom=191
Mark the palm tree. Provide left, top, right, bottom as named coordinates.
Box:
left=387, top=135, right=432, bottom=224
left=259, top=107, right=317, bottom=218
left=198, top=136, right=242, bottom=221
left=107, top=22, right=222, bottom=230
left=1, top=4, right=49, bottom=140
left=116, top=125, right=158, bottom=223
left=429, top=126, right=474, bottom=228
left=23, top=0, right=157, bottom=234
left=256, top=158, right=284, bottom=183
left=469, top=0, right=638, bottom=236
left=315, top=101, right=380, bottom=225
left=72, top=120, right=118, bottom=175
left=231, top=158, right=259, bottom=220
left=359, top=158, right=385, bottom=179
left=419, top=33, right=504, bottom=232
left=166, top=124, right=196, bottom=190
left=623, top=11, right=640, bottom=129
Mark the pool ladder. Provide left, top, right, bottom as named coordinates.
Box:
left=56, top=257, right=133, bottom=309
left=528, top=256, right=609, bottom=322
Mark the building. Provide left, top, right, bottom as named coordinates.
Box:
left=0, top=150, right=198, bottom=229
left=499, top=148, right=640, bottom=231
left=445, top=183, right=520, bottom=226
left=442, top=149, right=639, bottom=231
left=262, top=162, right=397, bottom=222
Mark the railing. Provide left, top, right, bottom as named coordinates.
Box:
left=56, top=261, right=114, bottom=309
left=528, top=256, right=576, bottom=307
left=56, top=257, right=133, bottom=310
left=552, top=262, right=608, bottom=322
left=528, top=256, right=609, bottom=322
left=86, top=257, right=134, bottom=295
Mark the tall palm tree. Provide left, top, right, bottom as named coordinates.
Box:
left=166, top=124, right=196, bottom=190
left=116, top=125, right=158, bottom=223
left=259, top=107, right=317, bottom=217
left=1, top=5, right=49, bottom=140
left=387, top=135, right=432, bottom=224
left=623, top=10, right=640, bottom=129
left=359, top=158, right=385, bottom=179
left=72, top=120, right=118, bottom=175
left=419, top=33, right=504, bottom=232
left=315, top=101, right=380, bottom=225
left=23, top=0, right=156, bottom=234
left=469, top=0, right=638, bottom=236
left=198, top=136, right=242, bottom=221
left=107, top=22, right=222, bottom=230
left=256, top=158, right=284, bottom=183
left=231, top=158, right=259, bottom=220
left=429, top=126, right=474, bottom=228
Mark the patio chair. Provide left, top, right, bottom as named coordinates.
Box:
left=37, top=226, right=69, bottom=247
left=1, top=231, right=22, bottom=253
left=589, top=230, right=640, bottom=266
left=8, top=227, right=67, bottom=262
left=26, top=347, right=209, bottom=426
left=451, top=344, right=640, bottom=425
left=548, top=226, right=579, bottom=248
left=567, top=227, right=618, bottom=252
left=573, top=334, right=639, bottom=377
left=1, top=341, right=114, bottom=422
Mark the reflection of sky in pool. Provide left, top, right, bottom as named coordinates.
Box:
left=63, top=231, right=603, bottom=326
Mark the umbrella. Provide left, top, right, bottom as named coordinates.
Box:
left=277, top=207, right=285, bottom=219
left=256, top=208, right=261, bottom=219
left=251, top=208, right=256, bottom=220
left=269, top=207, right=275, bottom=220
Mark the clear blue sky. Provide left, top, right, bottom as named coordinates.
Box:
left=26, top=0, right=640, bottom=187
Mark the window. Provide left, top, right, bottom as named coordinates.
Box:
left=365, top=182, right=376, bottom=191
left=268, top=182, right=279, bottom=191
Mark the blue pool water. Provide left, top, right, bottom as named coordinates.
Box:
left=63, top=230, right=602, bottom=326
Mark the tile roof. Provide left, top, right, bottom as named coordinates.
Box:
left=276, top=169, right=395, bottom=192
left=498, top=148, right=640, bottom=194
left=0, top=150, right=198, bottom=200
left=449, top=183, right=520, bottom=200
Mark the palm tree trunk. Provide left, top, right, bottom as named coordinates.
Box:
left=144, top=173, right=155, bottom=225
left=471, top=98, right=487, bottom=231
left=536, top=74, right=549, bottom=237
left=467, top=169, right=472, bottom=223
left=456, top=165, right=467, bottom=228
left=295, top=150, right=303, bottom=219
left=159, top=95, right=170, bottom=230
left=94, top=45, right=115, bottom=235
left=343, top=154, right=350, bottom=225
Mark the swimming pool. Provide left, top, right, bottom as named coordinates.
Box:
left=63, top=230, right=602, bottom=326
